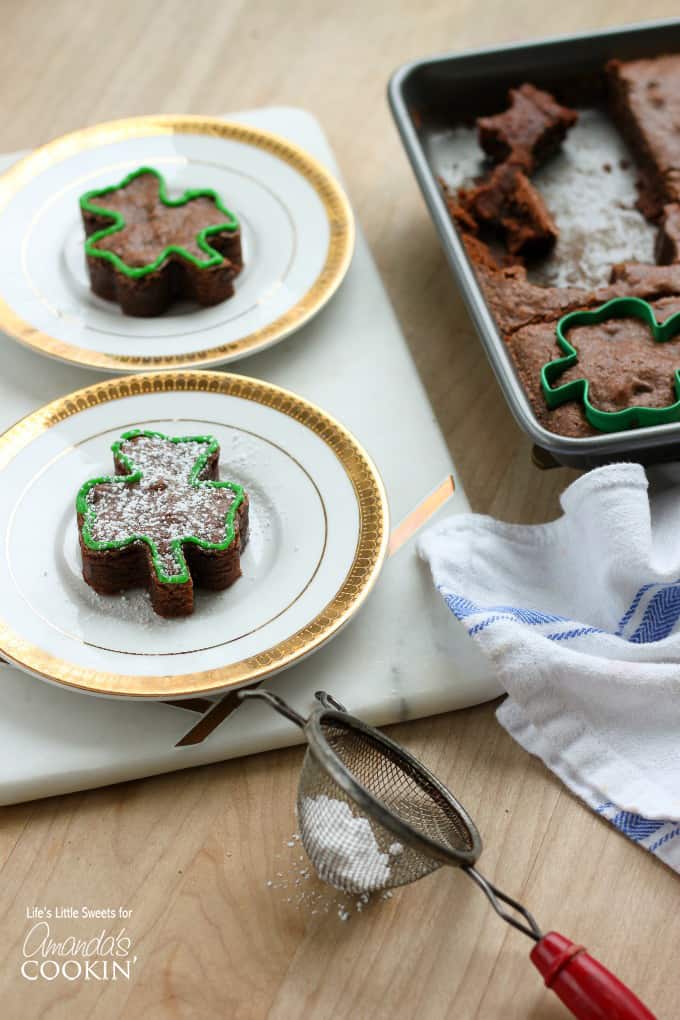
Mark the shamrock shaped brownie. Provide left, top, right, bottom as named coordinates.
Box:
left=77, top=430, right=249, bottom=617
left=80, top=167, right=243, bottom=316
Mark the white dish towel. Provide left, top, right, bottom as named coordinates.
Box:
left=418, top=463, right=680, bottom=873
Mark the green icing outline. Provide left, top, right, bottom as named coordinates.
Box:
left=80, top=166, right=239, bottom=279
left=541, top=296, right=680, bottom=433
left=76, top=429, right=245, bottom=585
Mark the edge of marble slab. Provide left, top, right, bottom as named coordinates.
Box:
left=0, top=107, right=500, bottom=804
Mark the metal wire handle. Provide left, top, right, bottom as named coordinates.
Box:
left=464, top=867, right=541, bottom=941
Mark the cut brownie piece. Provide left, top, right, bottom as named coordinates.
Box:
left=459, top=163, right=558, bottom=256
left=656, top=204, right=680, bottom=264
left=607, top=55, right=680, bottom=218
left=506, top=296, right=680, bottom=438
left=477, top=84, right=578, bottom=173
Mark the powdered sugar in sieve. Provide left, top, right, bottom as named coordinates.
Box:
left=298, top=794, right=404, bottom=894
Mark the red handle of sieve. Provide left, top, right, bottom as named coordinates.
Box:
left=530, top=932, right=657, bottom=1020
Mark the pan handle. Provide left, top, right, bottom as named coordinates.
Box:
left=530, top=931, right=656, bottom=1019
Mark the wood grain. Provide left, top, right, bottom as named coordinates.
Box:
left=1, top=2, right=678, bottom=1017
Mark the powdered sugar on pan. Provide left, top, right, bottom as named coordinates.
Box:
left=426, top=108, right=656, bottom=290
left=532, top=108, right=655, bottom=288
left=298, top=794, right=392, bottom=894
left=426, top=125, right=487, bottom=191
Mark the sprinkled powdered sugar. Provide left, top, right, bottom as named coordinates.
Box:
left=119, top=436, right=210, bottom=481
left=265, top=831, right=394, bottom=922
left=86, top=435, right=239, bottom=576
left=531, top=109, right=655, bottom=288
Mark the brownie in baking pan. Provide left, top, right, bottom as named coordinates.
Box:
left=507, top=296, right=680, bottom=438
left=80, top=167, right=243, bottom=316
left=77, top=430, right=249, bottom=618
left=607, top=55, right=680, bottom=218
left=461, top=237, right=593, bottom=335
left=441, top=51, right=680, bottom=440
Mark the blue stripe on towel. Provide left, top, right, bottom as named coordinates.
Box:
left=649, top=826, right=680, bottom=853
left=629, top=583, right=680, bottom=644
left=443, top=578, right=680, bottom=646
left=467, top=615, right=514, bottom=637
left=441, top=589, right=601, bottom=643
left=616, top=582, right=657, bottom=635
left=442, top=592, right=567, bottom=626
left=543, top=627, right=601, bottom=641
left=596, top=803, right=680, bottom=855
left=610, top=811, right=666, bottom=842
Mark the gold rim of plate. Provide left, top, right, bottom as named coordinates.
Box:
left=0, top=371, right=389, bottom=698
left=0, top=114, right=355, bottom=371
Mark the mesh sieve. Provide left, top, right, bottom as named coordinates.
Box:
left=296, top=716, right=474, bottom=892
left=239, top=689, right=540, bottom=939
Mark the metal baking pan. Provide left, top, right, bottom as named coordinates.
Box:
left=389, top=19, right=680, bottom=469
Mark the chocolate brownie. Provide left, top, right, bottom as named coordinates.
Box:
left=506, top=296, right=680, bottom=437
left=606, top=260, right=680, bottom=298
left=656, top=204, right=680, bottom=264
left=468, top=252, right=593, bottom=335
left=477, top=83, right=578, bottom=172
left=469, top=247, right=680, bottom=339
left=607, top=55, right=680, bottom=218
left=505, top=318, right=594, bottom=437
left=440, top=180, right=479, bottom=236
left=459, top=163, right=558, bottom=256
left=77, top=430, right=249, bottom=618
left=80, top=167, right=243, bottom=316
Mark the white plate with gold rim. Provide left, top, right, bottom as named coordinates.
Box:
left=0, top=372, right=388, bottom=698
left=0, top=115, right=354, bottom=372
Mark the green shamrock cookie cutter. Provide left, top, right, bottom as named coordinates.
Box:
left=80, top=166, right=239, bottom=279
left=541, top=296, right=680, bottom=433
left=76, top=429, right=244, bottom=585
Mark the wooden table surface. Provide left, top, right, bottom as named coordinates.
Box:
left=1, top=2, right=678, bottom=1018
